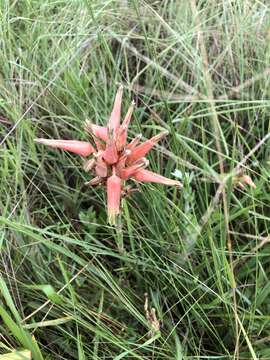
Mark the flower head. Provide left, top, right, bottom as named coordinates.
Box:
left=35, top=86, right=182, bottom=224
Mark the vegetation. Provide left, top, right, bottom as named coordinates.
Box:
left=0, top=1, right=270, bottom=358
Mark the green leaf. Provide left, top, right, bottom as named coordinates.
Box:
left=0, top=350, right=31, bottom=360
left=24, top=285, right=63, bottom=305
left=0, top=305, right=43, bottom=360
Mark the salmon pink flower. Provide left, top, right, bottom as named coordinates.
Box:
left=107, top=169, right=122, bottom=225
left=35, top=86, right=182, bottom=224
left=34, top=139, right=95, bottom=157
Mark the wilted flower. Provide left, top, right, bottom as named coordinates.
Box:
left=35, top=85, right=182, bottom=224
left=234, top=173, right=256, bottom=190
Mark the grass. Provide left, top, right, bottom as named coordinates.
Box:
left=0, top=0, right=270, bottom=358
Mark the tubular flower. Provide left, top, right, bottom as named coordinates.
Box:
left=35, top=86, right=182, bottom=224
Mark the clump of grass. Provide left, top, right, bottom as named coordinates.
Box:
left=0, top=1, right=270, bottom=359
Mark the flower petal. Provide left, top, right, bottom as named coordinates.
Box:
left=95, top=157, right=108, bottom=177
left=133, top=169, right=182, bottom=186
left=127, top=131, right=168, bottom=164
left=117, top=101, right=135, bottom=150
left=120, top=159, right=148, bottom=180
left=127, top=134, right=142, bottom=150
left=107, top=173, right=122, bottom=225
left=85, top=121, right=108, bottom=142
left=115, top=150, right=131, bottom=174
left=108, top=85, right=123, bottom=137
left=103, top=141, right=119, bottom=165
left=35, top=138, right=95, bottom=157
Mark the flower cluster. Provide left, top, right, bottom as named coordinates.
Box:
left=35, top=86, right=182, bottom=224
